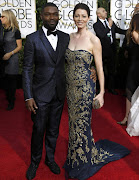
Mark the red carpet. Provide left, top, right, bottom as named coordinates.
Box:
left=0, top=89, right=139, bottom=180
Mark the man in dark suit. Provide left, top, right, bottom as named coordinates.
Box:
left=93, top=7, right=126, bottom=95
left=22, top=3, right=69, bottom=180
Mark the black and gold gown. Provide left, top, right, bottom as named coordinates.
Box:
left=64, top=49, right=130, bottom=180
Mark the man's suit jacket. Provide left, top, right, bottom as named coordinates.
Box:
left=93, top=19, right=126, bottom=57
left=22, top=28, right=69, bottom=103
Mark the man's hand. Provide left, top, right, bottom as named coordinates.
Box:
left=90, top=66, right=97, bottom=82
left=25, top=98, right=38, bottom=114
left=108, top=18, right=113, bottom=27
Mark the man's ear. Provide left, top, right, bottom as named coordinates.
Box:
left=97, top=12, right=101, bottom=18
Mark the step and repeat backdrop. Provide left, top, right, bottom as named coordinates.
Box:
left=48, top=0, right=97, bottom=34
left=111, top=0, right=139, bottom=45
left=0, top=0, right=139, bottom=38
left=111, top=0, right=139, bottom=29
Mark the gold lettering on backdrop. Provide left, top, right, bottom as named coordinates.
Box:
left=51, top=0, right=95, bottom=32
left=112, top=0, right=139, bottom=29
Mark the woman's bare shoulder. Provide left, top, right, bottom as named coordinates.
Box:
left=89, top=31, right=101, bottom=45
left=70, top=32, right=76, bottom=38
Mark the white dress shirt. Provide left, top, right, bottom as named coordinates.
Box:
left=42, top=26, right=58, bottom=51
left=99, top=18, right=113, bottom=43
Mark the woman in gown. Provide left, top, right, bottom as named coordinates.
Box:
left=117, top=13, right=139, bottom=125
left=64, top=3, right=130, bottom=180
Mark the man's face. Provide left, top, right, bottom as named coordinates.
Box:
left=98, top=8, right=107, bottom=20
left=41, top=6, right=59, bottom=31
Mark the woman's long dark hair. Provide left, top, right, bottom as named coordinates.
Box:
left=126, top=13, right=139, bottom=44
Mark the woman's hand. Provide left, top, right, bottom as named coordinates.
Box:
left=93, top=92, right=104, bottom=108
left=2, top=52, right=12, bottom=60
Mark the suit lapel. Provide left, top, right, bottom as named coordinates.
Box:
left=98, top=20, right=112, bottom=43
left=56, top=31, right=65, bottom=63
left=39, top=28, right=57, bottom=63
left=98, top=19, right=105, bottom=29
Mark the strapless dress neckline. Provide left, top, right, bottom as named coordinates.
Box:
left=67, top=48, right=93, bottom=57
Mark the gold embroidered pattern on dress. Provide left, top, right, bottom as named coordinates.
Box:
left=65, top=49, right=113, bottom=168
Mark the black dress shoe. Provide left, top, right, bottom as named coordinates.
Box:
left=108, top=89, right=118, bottom=95
left=26, top=163, right=39, bottom=180
left=45, top=161, right=60, bottom=174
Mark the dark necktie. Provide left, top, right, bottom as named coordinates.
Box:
left=104, top=20, right=112, bottom=43
left=104, top=20, right=109, bottom=28
left=47, top=30, right=57, bottom=36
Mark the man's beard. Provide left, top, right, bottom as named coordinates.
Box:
left=44, top=21, right=58, bottom=31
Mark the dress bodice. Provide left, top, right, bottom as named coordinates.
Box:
left=65, top=48, right=95, bottom=85
left=65, top=48, right=94, bottom=68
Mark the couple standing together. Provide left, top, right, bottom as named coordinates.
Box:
left=23, top=3, right=130, bottom=180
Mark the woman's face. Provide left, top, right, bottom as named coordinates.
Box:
left=73, top=9, right=89, bottom=29
left=0, top=14, right=9, bottom=26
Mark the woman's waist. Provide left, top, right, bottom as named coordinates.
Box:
left=66, top=75, right=94, bottom=84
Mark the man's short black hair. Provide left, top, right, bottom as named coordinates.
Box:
left=41, top=2, right=58, bottom=13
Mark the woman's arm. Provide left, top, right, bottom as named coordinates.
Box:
left=12, top=39, right=22, bottom=54
left=92, top=36, right=105, bottom=94
left=3, top=39, right=22, bottom=60
left=132, top=31, right=139, bottom=44
left=91, top=35, right=105, bottom=107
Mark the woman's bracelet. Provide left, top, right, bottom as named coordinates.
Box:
left=12, top=51, right=14, bottom=55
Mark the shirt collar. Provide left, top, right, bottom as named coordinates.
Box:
left=99, top=18, right=107, bottom=24
left=42, top=26, right=57, bottom=37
